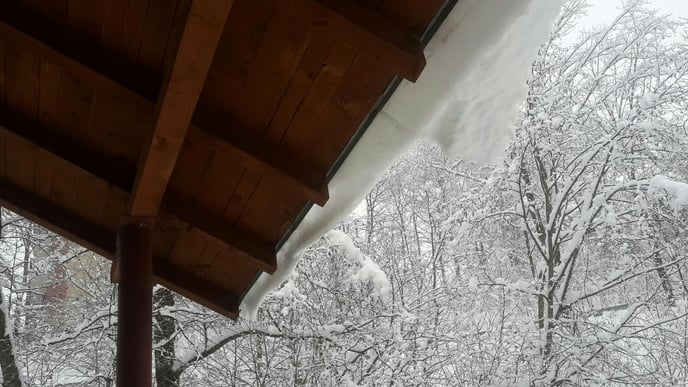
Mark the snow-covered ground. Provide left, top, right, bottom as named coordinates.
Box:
left=241, top=0, right=564, bottom=317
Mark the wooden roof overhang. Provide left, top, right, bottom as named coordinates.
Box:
left=0, top=0, right=451, bottom=318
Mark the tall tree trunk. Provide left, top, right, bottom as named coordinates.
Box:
left=154, top=288, right=180, bottom=387
left=653, top=251, right=675, bottom=306
left=0, top=287, right=22, bottom=387
left=0, top=209, right=22, bottom=387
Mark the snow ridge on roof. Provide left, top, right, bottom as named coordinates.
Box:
left=241, top=0, right=564, bottom=318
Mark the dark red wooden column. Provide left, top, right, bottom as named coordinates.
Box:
left=116, top=217, right=155, bottom=387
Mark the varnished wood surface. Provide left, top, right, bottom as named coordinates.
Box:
left=0, top=0, right=448, bottom=317
left=128, top=0, right=234, bottom=218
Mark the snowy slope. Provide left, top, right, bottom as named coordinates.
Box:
left=241, top=0, right=564, bottom=318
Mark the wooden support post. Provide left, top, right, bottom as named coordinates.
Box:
left=116, top=217, right=155, bottom=387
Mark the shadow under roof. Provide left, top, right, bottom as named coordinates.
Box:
left=0, top=0, right=452, bottom=318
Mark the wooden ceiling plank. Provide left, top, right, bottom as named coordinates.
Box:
left=0, top=39, right=5, bottom=105
left=0, top=18, right=149, bottom=104
left=66, top=0, right=107, bottom=48
left=221, top=169, right=262, bottom=226
left=0, top=110, right=276, bottom=272
left=75, top=174, right=111, bottom=231
left=101, top=0, right=151, bottom=76
left=49, top=156, right=83, bottom=216
left=0, top=18, right=328, bottom=207
left=137, top=0, right=183, bottom=78
left=0, top=107, right=134, bottom=191
left=192, top=238, right=223, bottom=279
left=154, top=261, right=240, bottom=318
left=281, top=40, right=356, bottom=154
left=0, top=176, right=239, bottom=318
left=128, top=0, right=235, bottom=217
left=217, top=255, right=260, bottom=296
left=228, top=7, right=310, bottom=141
left=168, top=228, right=208, bottom=268
left=37, top=60, right=62, bottom=128
left=153, top=212, right=185, bottom=261
left=168, top=138, right=213, bottom=200
left=4, top=134, right=36, bottom=192
left=263, top=32, right=336, bottom=144
left=3, top=44, right=40, bottom=118
left=378, top=0, right=445, bottom=37
left=188, top=124, right=328, bottom=205
left=308, top=56, right=394, bottom=169
left=193, top=151, right=245, bottom=217
left=0, top=136, right=5, bottom=178
left=204, top=248, right=235, bottom=288
left=87, top=91, right=131, bottom=163
left=195, top=0, right=276, bottom=126
left=0, top=174, right=115, bottom=258
left=33, top=149, right=54, bottom=198
left=2, top=3, right=158, bottom=101
left=58, top=73, right=94, bottom=143
left=279, top=0, right=425, bottom=81
left=166, top=192, right=277, bottom=273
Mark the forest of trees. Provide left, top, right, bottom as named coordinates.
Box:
left=0, top=1, right=687, bottom=385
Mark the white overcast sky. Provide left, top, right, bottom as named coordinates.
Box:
left=585, top=0, right=688, bottom=27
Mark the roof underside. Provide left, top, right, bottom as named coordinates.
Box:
left=0, top=0, right=447, bottom=318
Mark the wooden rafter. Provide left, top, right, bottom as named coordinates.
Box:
left=129, top=0, right=235, bottom=217
left=0, top=177, right=240, bottom=318
left=188, top=123, right=328, bottom=205
left=0, top=110, right=277, bottom=274
left=0, top=107, right=134, bottom=191
left=0, top=12, right=328, bottom=207
left=165, top=192, right=277, bottom=272
left=0, top=4, right=159, bottom=101
left=280, top=0, right=426, bottom=81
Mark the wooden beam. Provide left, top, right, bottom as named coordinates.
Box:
left=0, top=10, right=327, bottom=208
left=0, top=107, right=134, bottom=191
left=129, top=0, right=235, bottom=217
left=279, top=0, right=426, bottom=82
left=153, top=260, right=240, bottom=318
left=0, top=8, right=156, bottom=103
left=0, top=176, right=116, bottom=258
left=0, top=110, right=276, bottom=273
left=0, top=177, right=239, bottom=318
left=188, top=124, right=328, bottom=205
left=165, top=192, right=277, bottom=273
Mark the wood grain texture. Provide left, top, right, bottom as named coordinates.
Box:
left=4, top=133, right=36, bottom=192
left=3, top=44, right=40, bottom=118
left=229, top=7, right=310, bottom=137
left=0, top=110, right=277, bottom=272
left=187, top=123, right=328, bottom=205
left=0, top=17, right=330, bottom=206
left=129, top=0, right=235, bottom=217
left=262, top=32, right=336, bottom=143
left=280, top=41, right=357, bottom=155
left=166, top=192, right=277, bottom=272
left=195, top=0, right=275, bottom=128
left=378, top=0, right=445, bottom=37
left=0, top=39, right=5, bottom=105
left=280, top=0, right=425, bottom=81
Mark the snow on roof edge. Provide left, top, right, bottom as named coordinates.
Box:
left=240, top=0, right=564, bottom=319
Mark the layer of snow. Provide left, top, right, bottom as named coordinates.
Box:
left=467, top=276, right=479, bottom=290
left=326, top=230, right=391, bottom=301
left=650, top=175, right=688, bottom=211
left=240, top=0, right=564, bottom=318
left=352, top=259, right=391, bottom=300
